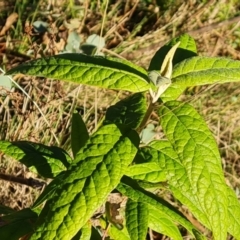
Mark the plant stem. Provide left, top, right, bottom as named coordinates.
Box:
left=136, top=100, right=155, bottom=133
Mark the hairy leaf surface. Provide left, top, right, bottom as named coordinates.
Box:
left=148, top=207, right=182, bottom=240
left=125, top=199, right=148, bottom=240
left=162, top=56, right=240, bottom=101
left=72, top=222, right=92, bottom=240
left=126, top=162, right=165, bottom=183
left=6, top=54, right=150, bottom=93
left=71, top=112, right=89, bottom=158
left=105, top=93, right=147, bottom=128
left=30, top=124, right=138, bottom=240
left=158, top=101, right=229, bottom=239
left=117, top=177, right=197, bottom=236
left=108, top=225, right=131, bottom=240
left=0, top=141, right=71, bottom=178
left=226, top=187, right=240, bottom=239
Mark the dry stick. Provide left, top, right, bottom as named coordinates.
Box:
left=188, top=15, right=240, bottom=37
left=98, top=0, right=109, bottom=54
left=78, top=0, right=89, bottom=33
left=0, top=69, right=60, bottom=145
left=0, top=173, right=45, bottom=189
left=121, top=15, right=240, bottom=60
left=92, top=0, right=110, bottom=131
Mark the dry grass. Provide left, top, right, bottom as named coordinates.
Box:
left=1, top=0, right=240, bottom=237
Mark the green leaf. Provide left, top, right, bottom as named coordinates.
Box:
left=0, top=141, right=71, bottom=178
left=162, top=56, right=240, bottom=101
left=0, top=205, right=15, bottom=215
left=32, top=172, right=66, bottom=209
left=105, top=93, right=147, bottom=129
left=30, top=124, right=139, bottom=240
left=126, top=147, right=166, bottom=183
left=108, top=224, right=131, bottom=240
left=0, top=208, right=38, bottom=240
left=125, top=199, right=148, bottom=240
left=158, top=101, right=229, bottom=239
left=72, top=222, right=92, bottom=240
left=89, top=226, right=102, bottom=240
left=148, top=34, right=197, bottom=72
left=117, top=176, right=197, bottom=236
left=126, top=162, right=165, bottom=183
left=226, top=186, right=240, bottom=239
left=148, top=207, right=182, bottom=240
left=71, top=112, right=89, bottom=158
left=172, top=56, right=240, bottom=85
left=192, top=230, right=207, bottom=240
left=2, top=208, right=37, bottom=222
left=6, top=54, right=150, bottom=93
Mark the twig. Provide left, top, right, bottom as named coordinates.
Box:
left=121, top=15, right=240, bottom=60
left=0, top=173, right=45, bottom=189
left=0, top=68, right=60, bottom=145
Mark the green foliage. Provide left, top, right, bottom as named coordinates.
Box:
left=125, top=199, right=148, bottom=240
left=0, top=208, right=37, bottom=240
left=1, top=33, right=240, bottom=239
left=105, top=93, right=147, bottom=128
left=0, top=141, right=71, bottom=178
left=6, top=54, right=150, bottom=93
left=71, top=112, right=89, bottom=158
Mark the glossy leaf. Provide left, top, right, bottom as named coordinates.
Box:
left=125, top=199, right=148, bottom=240
left=148, top=34, right=197, bottom=72
left=108, top=224, right=131, bottom=240
left=162, top=56, right=240, bottom=101
left=148, top=207, right=182, bottom=240
left=158, top=101, right=229, bottom=239
left=6, top=54, right=150, bottom=93
left=30, top=124, right=139, bottom=240
left=105, top=93, right=147, bottom=128
left=32, top=172, right=66, bottom=209
left=0, top=141, right=71, bottom=178
left=71, top=112, right=89, bottom=158
left=117, top=176, right=197, bottom=236
left=126, top=162, right=165, bottom=183
left=126, top=147, right=166, bottom=183
left=226, top=186, right=240, bottom=239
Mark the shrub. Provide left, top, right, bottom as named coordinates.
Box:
left=1, top=34, right=240, bottom=239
